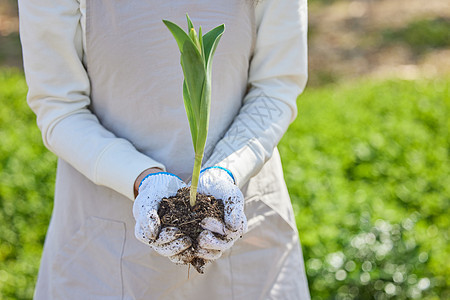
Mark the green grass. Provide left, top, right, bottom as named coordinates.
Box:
left=280, top=78, right=449, bottom=299
left=0, top=69, right=449, bottom=299
left=0, top=70, right=56, bottom=299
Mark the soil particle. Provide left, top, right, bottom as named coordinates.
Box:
left=158, top=187, right=225, bottom=273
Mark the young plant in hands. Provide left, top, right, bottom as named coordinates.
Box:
left=161, top=16, right=247, bottom=273
left=163, top=15, right=224, bottom=206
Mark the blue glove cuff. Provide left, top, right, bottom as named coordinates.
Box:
left=200, top=166, right=236, bottom=184
left=138, top=172, right=183, bottom=189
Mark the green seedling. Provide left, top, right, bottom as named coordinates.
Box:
left=163, top=15, right=225, bottom=206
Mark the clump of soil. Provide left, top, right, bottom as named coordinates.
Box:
left=158, top=187, right=224, bottom=273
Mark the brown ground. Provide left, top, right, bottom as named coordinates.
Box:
left=0, top=1, right=21, bottom=69
left=1, top=0, right=449, bottom=84
left=308, top=0, right=450, bottom=85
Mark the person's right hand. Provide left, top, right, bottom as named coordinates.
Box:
left=195, top=167, right=247, bottom=260
left=133, top=172, right=192, bottom=257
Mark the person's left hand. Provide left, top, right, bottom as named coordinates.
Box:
left=133, top=172, right=192, bottom=258
left=194, top=167, right=248, bottom=261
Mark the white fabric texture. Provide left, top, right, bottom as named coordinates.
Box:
left=133, top=173, right=191, bottom=257
left=19, top=0, right=307, bottom=199
left=198, top=167, right=247, bottom=239
left=203, top=0, right=308, bottom=187
left=18, top=0, right=166, bottom=200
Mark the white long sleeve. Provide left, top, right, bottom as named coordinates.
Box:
left=19, top=0, right=166, bottom=200
left=204, top=0, right=308, bottom=187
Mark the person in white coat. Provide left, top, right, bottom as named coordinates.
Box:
left=19, top=0, right=310, bottom=299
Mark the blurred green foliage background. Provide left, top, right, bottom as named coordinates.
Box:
left=280, top=78, right=449, bottom=299
left=1, top=0, right=449, bottom=299
left=0, top=71, right=56, bottom=298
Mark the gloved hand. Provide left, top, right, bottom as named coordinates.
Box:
left=133, top=172, right=192, bottom=257
left=195, top=166, right=248, bottom=260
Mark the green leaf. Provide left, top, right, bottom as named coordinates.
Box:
left=186, top=14, right=202, bottom=53
left=202, top=24, right=225, bottom=73
left=183, top=80, right=198, bottom=151
left=186, top=14, right=194, bottom=33
left=196, top=78, right=211, bottom=152
left=199, top=26, right=205, bottom=60
left=162, top=19, right=192, bottom=53
left=180, top=40, right=206, bottom=124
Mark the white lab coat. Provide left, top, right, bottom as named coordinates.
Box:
left=19, top=0, right=310, bottom=298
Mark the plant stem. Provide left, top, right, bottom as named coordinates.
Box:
left=190, top=152, right=203, bottom=206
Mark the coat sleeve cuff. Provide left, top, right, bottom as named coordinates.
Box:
left=211, top=147, right=259, bottom=189
left=94, top=140, right=166, bottom=200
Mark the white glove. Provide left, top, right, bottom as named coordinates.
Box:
left=133, top=172, right=192, bottom=257
left=195, top=167, right=248, bottom=260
